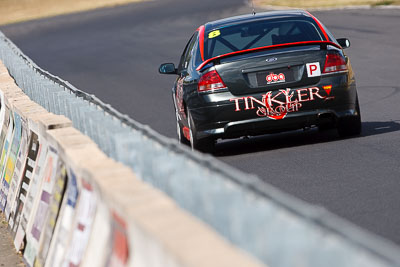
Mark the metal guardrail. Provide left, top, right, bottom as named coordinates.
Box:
left=1, top=30, right=400, bottom=267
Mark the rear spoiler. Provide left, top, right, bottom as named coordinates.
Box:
left=196, top=40, right=342, bottom=71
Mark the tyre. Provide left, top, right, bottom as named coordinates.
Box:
left=337, top=97, right=362, bottom=137
left=175, top=111, right=190, bottom=146
left=188, top=111, right=215, bottom=153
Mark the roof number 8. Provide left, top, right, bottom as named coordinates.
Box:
left=208, top=30, right=221, bottom=39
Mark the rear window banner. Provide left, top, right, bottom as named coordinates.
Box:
left=11, top=130, right=40, bottom=251
left=62, top=179, right=97, bottom=267
left=5, top=115, right=30, bottom=222
left=44, top=167, right=79, bottom=267
left=0, top=112, right=22, bottom=212
left=34, top=163, right=67, bottom=267
left=24, top=145, right=59, bottom=267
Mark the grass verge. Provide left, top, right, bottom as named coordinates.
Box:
left=0, top=0, right=145, bottom=25
left=254, top=0, right=400, bottom=9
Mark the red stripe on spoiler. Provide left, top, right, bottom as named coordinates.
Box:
left=305, top=11, right=329, bottom=41
left=197, top=25, right=205, bottom=61
left=196, top=40, right=342, bottom=71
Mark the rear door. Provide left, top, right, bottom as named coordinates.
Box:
left=175, top=32, right=198, bottom=120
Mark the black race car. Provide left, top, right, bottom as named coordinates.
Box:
left=159, top=10, right=361, bottom=152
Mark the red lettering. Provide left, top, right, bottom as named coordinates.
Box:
left=309, top=64, right=318, bottom=75
left=266, top=73, right=285, bottom=83
left=244, top=97, right=251, bottom=110
left=249, top=96, right=266, bottom=109
left=309, top=87, right=325, bottom=100
left=231, top=87, right=327, bottom=119
left=230, top=97, right=244, bottom=111
left=268, top=91, right=285, bottom=106
left=297, top=88, right=309, bottom=102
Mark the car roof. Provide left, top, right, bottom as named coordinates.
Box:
left=204, top=10, right=310, bottom=32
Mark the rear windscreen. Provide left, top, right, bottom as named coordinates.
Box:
left=204, top=19, right=323, bottom=60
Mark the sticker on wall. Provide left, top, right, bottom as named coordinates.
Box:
left=34, top=163, right=67, bottom=267
left=0, top=113, right=16, bottom=211
left=0, top=110, right=13, bottom=177
left=12, top=130, right=40, bottom=251
left=44, top=167, right=79, bottom=267
left=5, top=115, right=29, bottom=223
left=80, top=201, right=111, bottom=267
left=106, top=211, right=130, bottom=267
left=62, top=179, right=97, bottom=267
left=24, top=145, right=59, bottom=267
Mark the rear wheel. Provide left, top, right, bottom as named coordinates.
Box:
left=337, top=97, right=362, bottom=137
left=176, top=111, right=190, bottom=146
left=188, top=111, right=215, bottom=153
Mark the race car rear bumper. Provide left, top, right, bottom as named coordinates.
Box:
left=195, top=107, right=357, bottom=140
left=187, top=73, right=357, bottom=141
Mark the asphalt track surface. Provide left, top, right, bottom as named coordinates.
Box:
left=2, top=0, right=400, bottom=246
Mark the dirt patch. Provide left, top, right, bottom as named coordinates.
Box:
left=0, top=0, right=145, bottom=25
left=254, top=0, right=400, bottom=9
left=0, top=211, right=24, bottom=267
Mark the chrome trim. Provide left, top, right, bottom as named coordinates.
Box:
left=204, top=128, right=225, bottom=134
left=198, top=87, right=229, bottom=94
left=321, top=70, right=348, bottom=77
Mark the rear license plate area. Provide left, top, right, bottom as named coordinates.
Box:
left=256, top=67, right=295, bottom=87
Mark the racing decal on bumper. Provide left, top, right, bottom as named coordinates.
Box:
left=230, top=86, right=334, bottom=120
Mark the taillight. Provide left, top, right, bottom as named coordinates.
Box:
left=323, top=52, right=347, bottom=73
left=198, top=70, right=226, bottom=92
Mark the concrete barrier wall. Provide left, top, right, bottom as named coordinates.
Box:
left=0, top=61, right=264, bottom=267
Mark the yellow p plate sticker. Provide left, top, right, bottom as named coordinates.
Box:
left=208, top=30, right=221, bottom=39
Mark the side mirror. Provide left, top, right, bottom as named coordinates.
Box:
left=159, top=63, right=177, bottom=74
left=337, top=38, right=351, bottom=49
